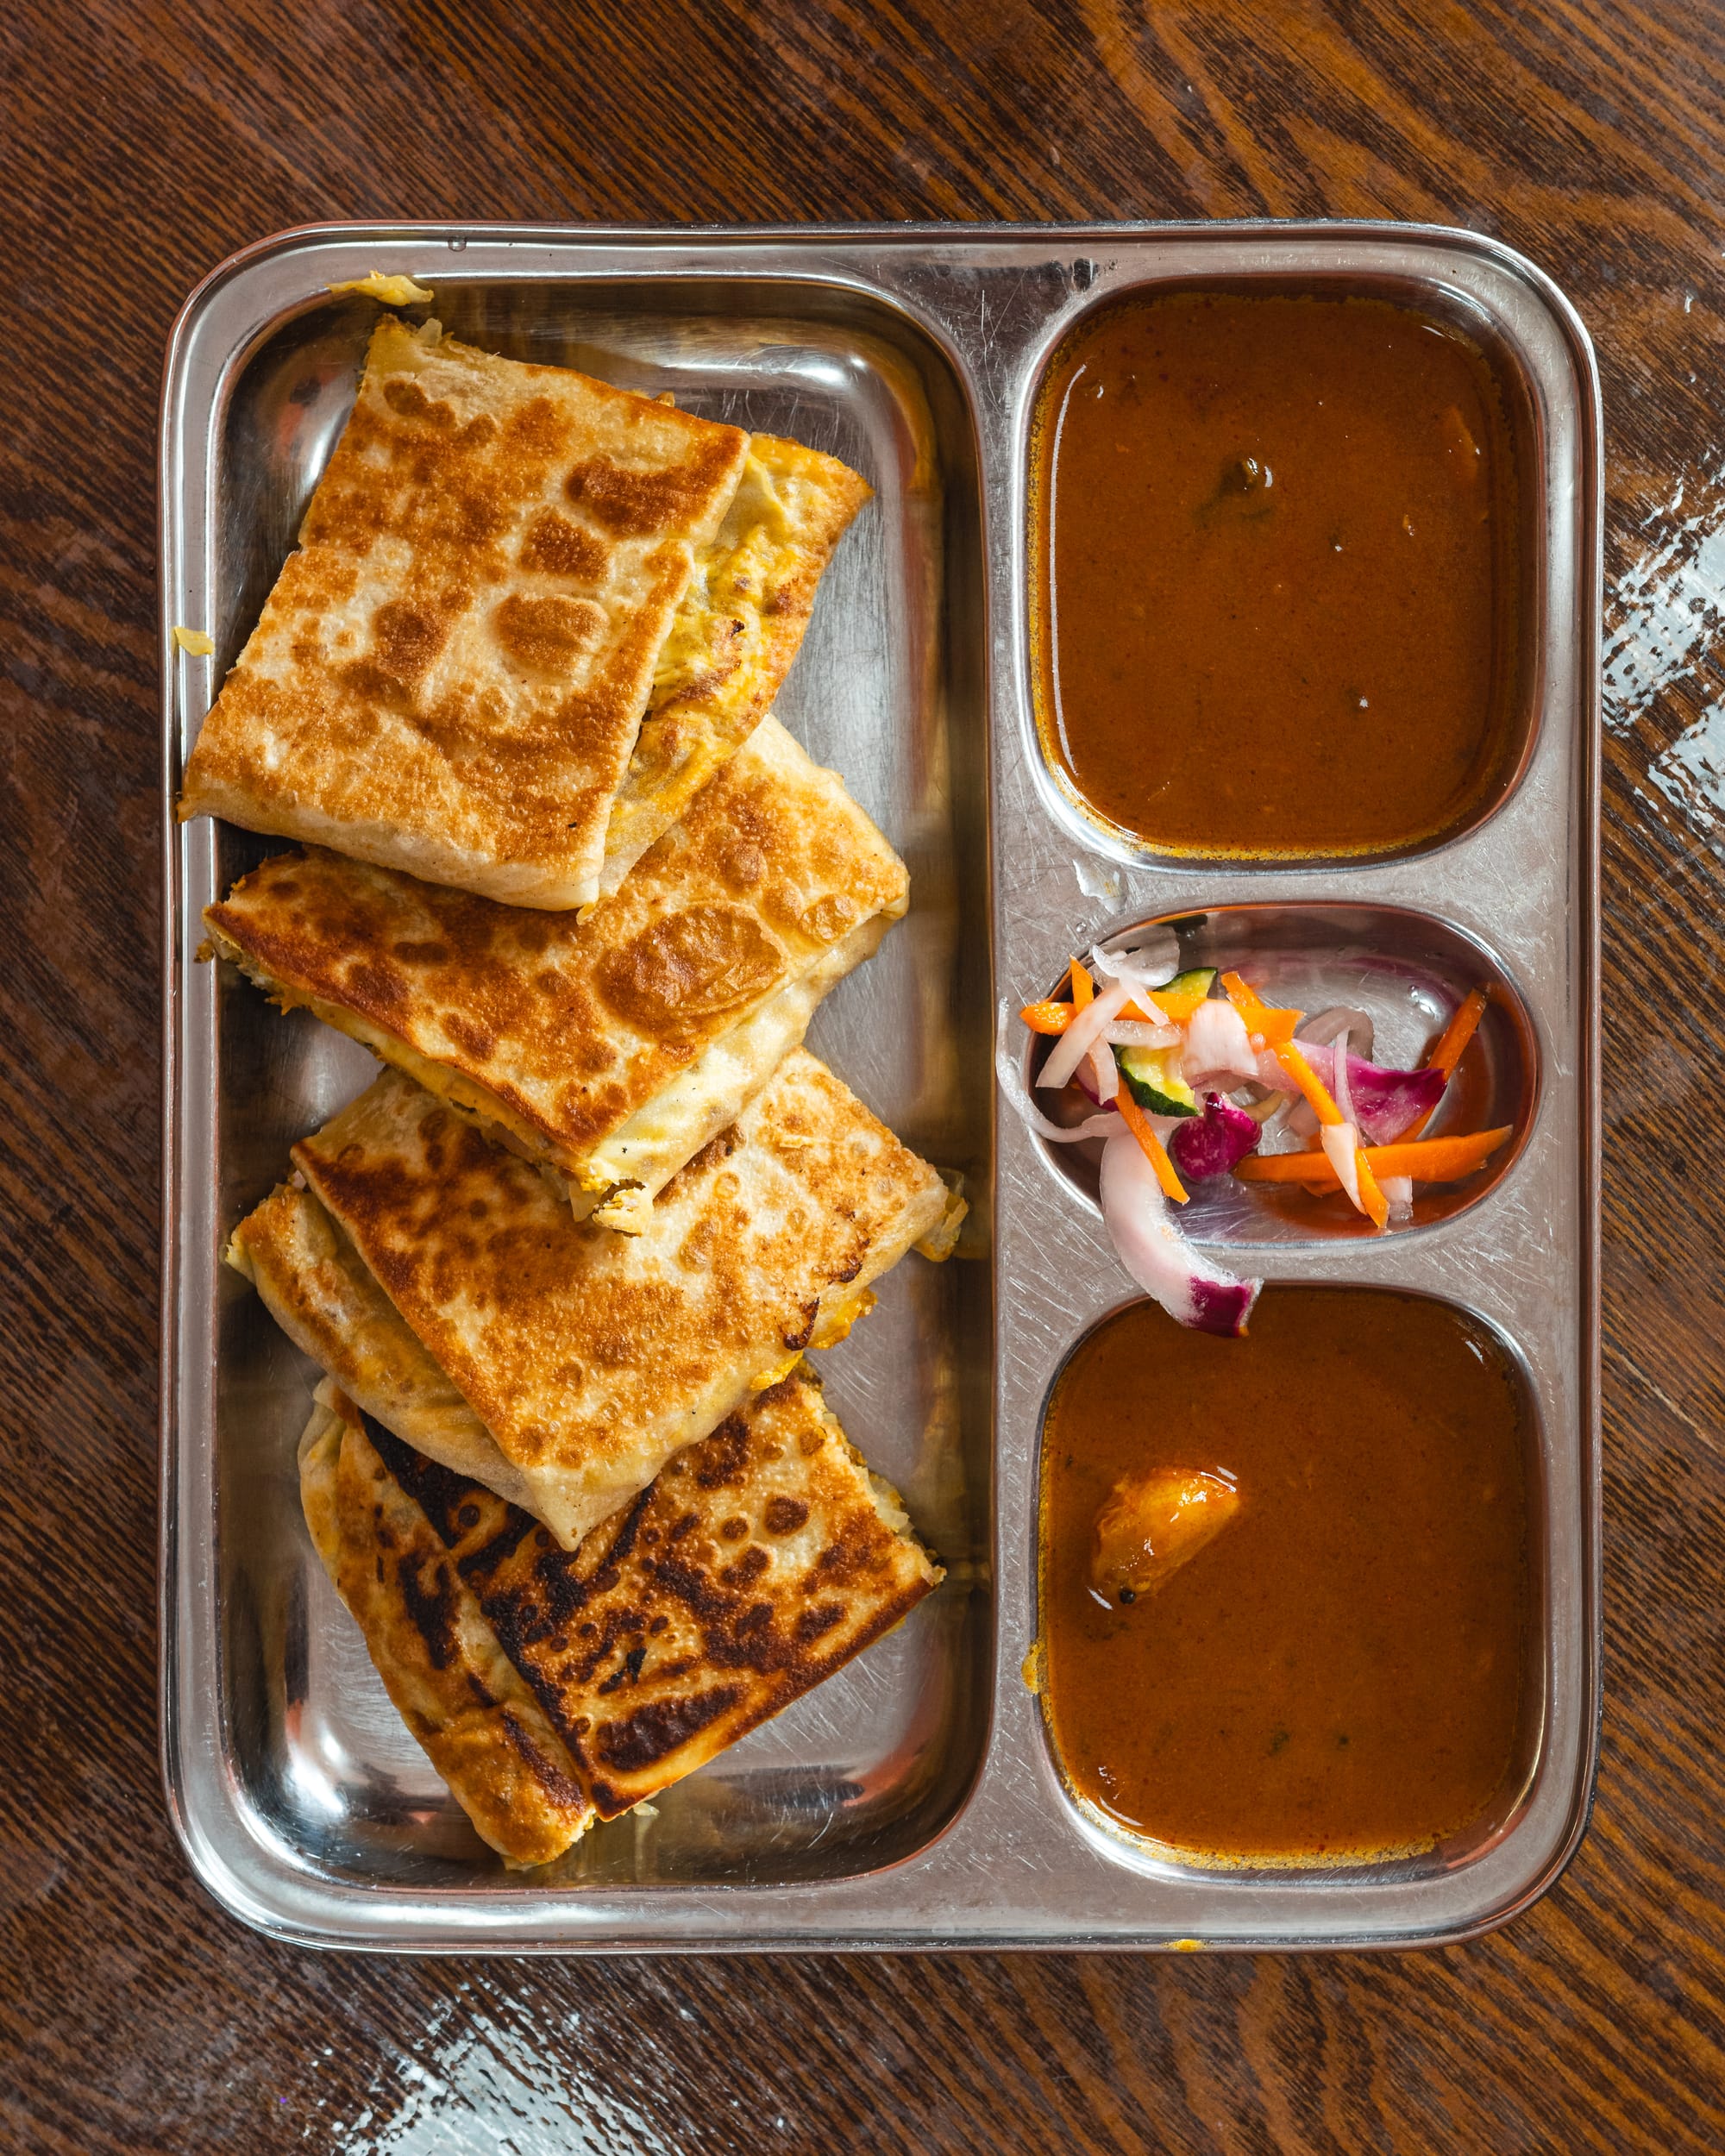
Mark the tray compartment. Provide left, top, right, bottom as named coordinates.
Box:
left=186, top=262, right=994, bottom=1895
left=1022, top=901, right=1539, bottom=1243
left=1019, top=265, right=1547, bottom=873
left=1030, top=1284, right=1552, bottom=1883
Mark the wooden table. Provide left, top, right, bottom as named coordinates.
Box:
left=3, top=1, right=1717, bottom=2147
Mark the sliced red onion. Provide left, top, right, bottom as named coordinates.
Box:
left=997, top=1003, right=1125, bottom=1141
left=1088, top=1038, right=1119, bottom=1103
left=1090, top=926, right=1179, bottom=997
left=1342, top=1056, right=1447, bottom=1145
left=1381, top=1173, right=1414, bottom=1225
left=1000, top=1069, right=1123, bottom=1144
left=1320, top=1120, right=1364, bottom=1212
left=1104, top=1020, right=1181, bottom=1050
left=1332, top=1025, right=1356, bottom=1126
left=1294, top=1039, right=1440, bottom=1147
left=1183, top=997, right=1257, bottom=1084
left=1038, top=978, right=1131, bottom=1091
left=1167, top=1094, right=1262, bottom=1181
left=1298, top=1005, right=1377, bottom=1062
left=1100, top=1134, right=1261, bottom=1337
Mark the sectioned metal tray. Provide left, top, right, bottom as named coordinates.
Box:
left=160, top=222, right=1601, bottom=1952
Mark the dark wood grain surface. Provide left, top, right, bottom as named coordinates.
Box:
left=3, top=1, right=1719, bottom=2147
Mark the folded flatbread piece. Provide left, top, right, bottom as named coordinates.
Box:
left=298, top=1383, right=595, bottom=1867
left=380, top=1368, right=940, bottom=1818
left=234, top=1052, right=963, bottom=1545
left=597, top=435, right=874, bottom=898
left=179, top=318, right=750, bottom=909
left=204, top=714, right=906, bottom=1231
left=301, top=1371, right=938, bottom=1859
left=234, top=1181, right=537, bottom=1510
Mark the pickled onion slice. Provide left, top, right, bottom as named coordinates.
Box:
left=1038, top=979, right=1131, bottom=1091
left=1100, top=1133, right=1260, bottom=1337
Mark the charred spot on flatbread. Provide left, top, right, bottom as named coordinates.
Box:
left=345, top=1369, right=940, bottom=1820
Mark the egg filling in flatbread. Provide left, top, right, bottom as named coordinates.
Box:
left=204, top=716, right=906, bottom=1230
left=596, top=434, right=874, bottom=898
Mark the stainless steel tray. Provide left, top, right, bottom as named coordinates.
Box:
left=160, top=222, right=1601, bottom=1952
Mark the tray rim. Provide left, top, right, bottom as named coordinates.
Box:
left=159, top=216, right=1603, bottom=1954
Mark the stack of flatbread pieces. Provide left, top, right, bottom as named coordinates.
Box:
left=185, top=305, right=963, bottom=1866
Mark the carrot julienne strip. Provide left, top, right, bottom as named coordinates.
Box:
left=1220, top=969, right=1301, bottom=1049
left=1021, top=980, right=1177, bottom=1036
left=1070, top=957, right=1095, bottom=1009
left=1427, top=986, right=1490, bottom=1079
left=1113, top=1082, right=1189, bottom=1204
left=1403, top=986, right=1492, bottom=1141
left=1353, top=1148, right=1390, bottom=1230
left=1149, top=981, right=1210, bottom=1025
left=1233, top=1127, right=1512, bottom=1187
left=1273, top=1037, right=1346, bottom=1126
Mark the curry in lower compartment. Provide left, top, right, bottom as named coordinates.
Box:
left=1039, top=1288, right=1529, bottom=1862
left=1029, top=290, right=1522, bottom=859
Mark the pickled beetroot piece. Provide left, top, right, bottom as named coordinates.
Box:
left=1188, top=1274, right=1261, bottom=1338
left=1167, top=1093, right=1261, bottom=1181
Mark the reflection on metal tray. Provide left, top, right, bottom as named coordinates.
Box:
left=160, top=222, right=1600, bottom=1952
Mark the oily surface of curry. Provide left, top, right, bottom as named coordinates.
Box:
left=1030, top=291, right=1521, bottom=858
left=1039, top=1288, right=1530, bottom=1863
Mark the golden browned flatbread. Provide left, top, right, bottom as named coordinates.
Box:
left=231, top=1185, right=540, bottom=1514
left=597, top=435, right=874, bottom=897
left=298, top=1384, right=594, bottom=1867
left=178, top=318, right=749, bottom=909
left=203, top=714, right=906, bottom=1229
left=248, top=1053, right=959, bottom=1545
left=323, top=1369, right=940, bottom=1831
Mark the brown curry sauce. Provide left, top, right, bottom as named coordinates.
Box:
left=1030, top=291, right=1521, bottom=858
left=1039, top=1288, right=1529, bottom=1863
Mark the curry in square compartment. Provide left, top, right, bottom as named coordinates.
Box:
left=1029, top=291, right=1523, bottom=860
left=1038, top=1288, right=1531, bottom=1865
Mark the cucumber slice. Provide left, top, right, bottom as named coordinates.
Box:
left=1151, top=966, right=1219, bottom=1006
left=1116, top=1043, right=1199, bottom=1117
